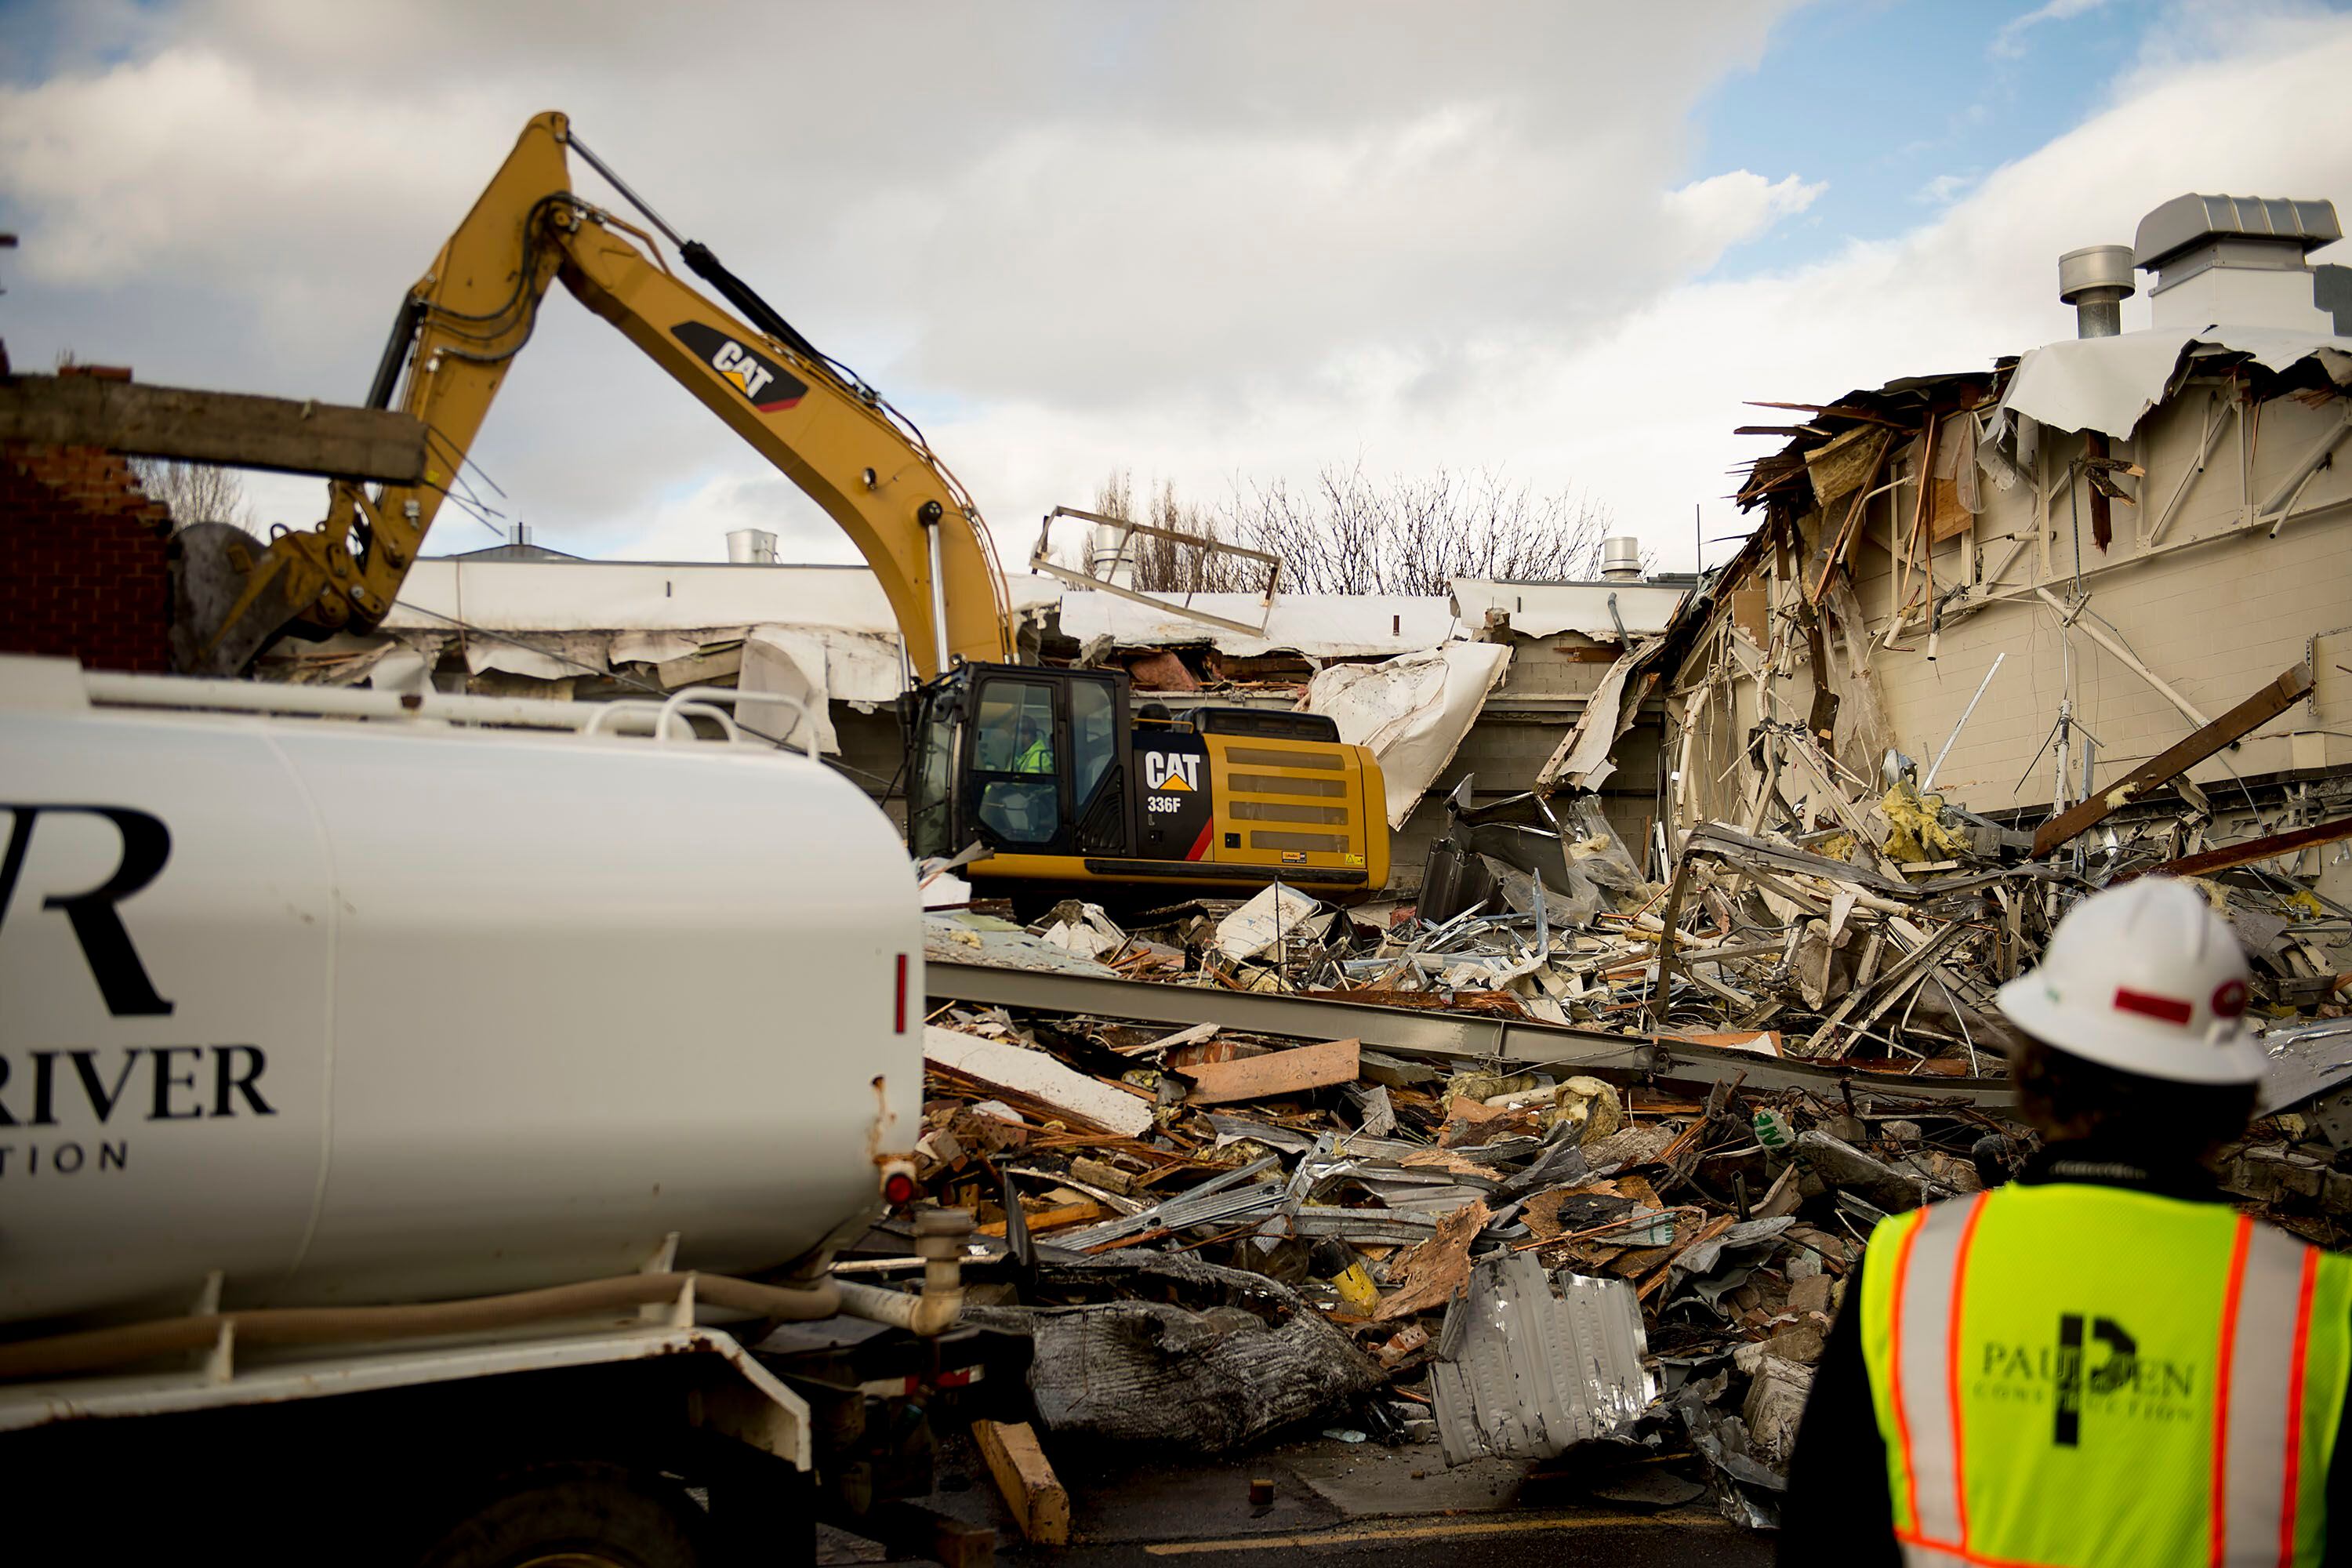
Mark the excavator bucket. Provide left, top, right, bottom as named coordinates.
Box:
left=169, top=521, right=307, bottom=677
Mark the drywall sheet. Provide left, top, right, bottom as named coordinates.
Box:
left=739, top=626, right=837, bottom=753
left=1306, top=642, right=1511, bottom=828
left=1058, top=590, right=1457, bottom=660
left=1536, top=648, right=1641, bottom=791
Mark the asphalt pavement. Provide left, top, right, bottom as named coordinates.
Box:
left=822, top=1432, right=1773, bottom=1568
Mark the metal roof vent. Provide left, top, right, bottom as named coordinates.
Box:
left=2058, top=245, right=2135, bottom=338
left=1599, top=536, right=1642, bottom=583
left=2132, top=194, right=2341, bottom=333
left=726, top=528, right=779, bottom=564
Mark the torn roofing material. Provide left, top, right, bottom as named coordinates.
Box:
left=1054, top=589, right=1457, bottom=660
left=1994, top=325, right=2352, bottom=441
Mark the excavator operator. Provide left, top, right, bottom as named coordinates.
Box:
left=1780, top=878, right=2352, bottom=1566
left=1013, top=717, right=1054, bottom=775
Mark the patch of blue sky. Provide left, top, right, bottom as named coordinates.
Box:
left=0, top=0, right=163, bottom=88
left=1688, top=0, right=2155, bottom=277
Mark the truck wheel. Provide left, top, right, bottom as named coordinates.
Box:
left=416, top=1461, right=710, bottom=1568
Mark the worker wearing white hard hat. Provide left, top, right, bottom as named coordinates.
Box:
left=1781, top=879, right=2352, bottom=1568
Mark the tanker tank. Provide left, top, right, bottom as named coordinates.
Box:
left=0, top=659, right=924, bottom=1324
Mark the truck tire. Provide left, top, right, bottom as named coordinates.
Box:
left=415, top=1461, right=710, bottom=1568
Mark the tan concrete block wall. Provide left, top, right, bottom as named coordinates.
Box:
left=1842, top=387, right=2352, bottom=814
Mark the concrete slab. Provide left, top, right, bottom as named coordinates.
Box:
left=1283, top=1441, right=1536, bottom=1516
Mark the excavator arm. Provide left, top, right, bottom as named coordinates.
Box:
left=177, top=111, right=1014, bottom=679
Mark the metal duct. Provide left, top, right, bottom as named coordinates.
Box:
left=726, top=528, right=779, bottom=564
left=2057, top=245, right=2135, bottom=339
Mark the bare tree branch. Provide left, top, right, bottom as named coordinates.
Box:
left=1089, top=463, right=1613, bottom=598
left=129, top=458, right=253, bottom=532
left=1219, top=461, right=1613, bottom=594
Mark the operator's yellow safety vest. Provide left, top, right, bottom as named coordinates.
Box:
left=1860, top=1185, right=2352, bottom=1568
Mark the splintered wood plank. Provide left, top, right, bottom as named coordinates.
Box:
left=972, top=1420, right=1069, bottom=1545
left=924, top=1026, right=1154, bottom=1137
left=1174, top=1036, right=1359, bottom=1105
left=978, top=1200, right=1102, bottom=1238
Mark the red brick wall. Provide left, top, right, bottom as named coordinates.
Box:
left=0, top=441, right=176, bottom=673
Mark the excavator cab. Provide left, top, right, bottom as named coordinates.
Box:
left=903, top=663, right=1389, bottom=906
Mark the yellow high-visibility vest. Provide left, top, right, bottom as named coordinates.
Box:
left=1858, top=1184, right=2352, bottom=1567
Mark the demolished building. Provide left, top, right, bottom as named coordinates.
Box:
left=269, top=538, right=1690, bottom=878
left=899, top=194, right=2352, bottom=1530
left=1633, top=194, right=2350, bottom=908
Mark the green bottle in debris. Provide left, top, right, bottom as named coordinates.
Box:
left=1754, top=1109, right=1795, bottom=1151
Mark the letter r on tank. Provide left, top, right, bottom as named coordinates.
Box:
left=0, top=806, right=174, bottom=1017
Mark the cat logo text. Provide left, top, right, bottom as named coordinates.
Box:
left=669, top=321, right=808, bottom=414
left=1143, top=752, right=1203, bottom=793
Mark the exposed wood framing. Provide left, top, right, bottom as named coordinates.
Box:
left=1807, top=431, right=1895, bottom=607
left=0, top=372, right=428, bottom=482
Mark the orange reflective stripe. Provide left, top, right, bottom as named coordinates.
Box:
left=1948, top=1193, right=1990, bottom=1552
left=1870, top=1191, right=2346, bottom=1568
left=2281, top=1247, right=2320, bottom=1568
left=2213, top=1215, right=2254, bottom=1568
left=1889, top=1207, right=1928, bottom=1535
left=1895, top=1527, right=2074, bottom=1568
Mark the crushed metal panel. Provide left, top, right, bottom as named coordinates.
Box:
left=1430, top=1252, right=1653, bottom=1465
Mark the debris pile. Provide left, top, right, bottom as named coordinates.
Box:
left=935, top=750, right=2346, bottom=1076
left=910, top=982, right=2044, bottom=1521
left=909, top=747, right=2346, bottom=1524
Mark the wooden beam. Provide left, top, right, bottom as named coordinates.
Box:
left=1174, top=1036, right=1360, bottom=1105
left=2030, top=664, right=2315, bottom=857
left=978, top=1200, right=1102, bottom=1238
left=971, top=1421, right=1069, bottom=1546
left=2131, top=815, right=2352, bottom=881
left=858, top=1501, right=995, bottom=1568
left=0, top=373, right=427, bottom=483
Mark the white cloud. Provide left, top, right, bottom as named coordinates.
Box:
left=1914, top=171, right=1979, bottom=206
left=1663, top=170, right=1827, bottom=260
left=0, top=1, right=1806, bottom=561
left=1993, top=0, right=2117, bottom=59
left=899, top=11, right=2352, bottom=572
left=2, top=1, right=2343, bottom=589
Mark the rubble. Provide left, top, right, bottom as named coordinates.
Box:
left=894, top=325, right=2350, bottom=1529
left=906, top=744, right=2347, bottom=1524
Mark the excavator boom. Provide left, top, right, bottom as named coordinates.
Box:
left=176, top=111, right=1013, bottom=679
left=171, top=113, right=1389, bottom=906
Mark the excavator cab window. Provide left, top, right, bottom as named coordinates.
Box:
left=1070, top=679, right=1116, bottom=805
left=972, top=680, right=1062, bottom=846
left=904, top=680, right=960, bottom=862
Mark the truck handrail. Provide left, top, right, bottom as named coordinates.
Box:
left=659, top=684, right=821, bottom=760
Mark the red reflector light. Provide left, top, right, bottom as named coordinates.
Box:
left=884, top=1172, right=917, bottom=1206
left=895, top=953, right=909, bottom=1034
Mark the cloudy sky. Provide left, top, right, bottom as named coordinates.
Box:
left=4, top=0, right=2347, bottom=576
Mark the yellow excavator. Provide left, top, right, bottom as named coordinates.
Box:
left=175, top=112, right=1388, bottom=903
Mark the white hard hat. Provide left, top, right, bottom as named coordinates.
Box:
left=1995, top=878, right=2263, bottom=1085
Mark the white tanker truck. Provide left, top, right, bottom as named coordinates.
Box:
left=0, top=656, right=1018, bottom=1566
